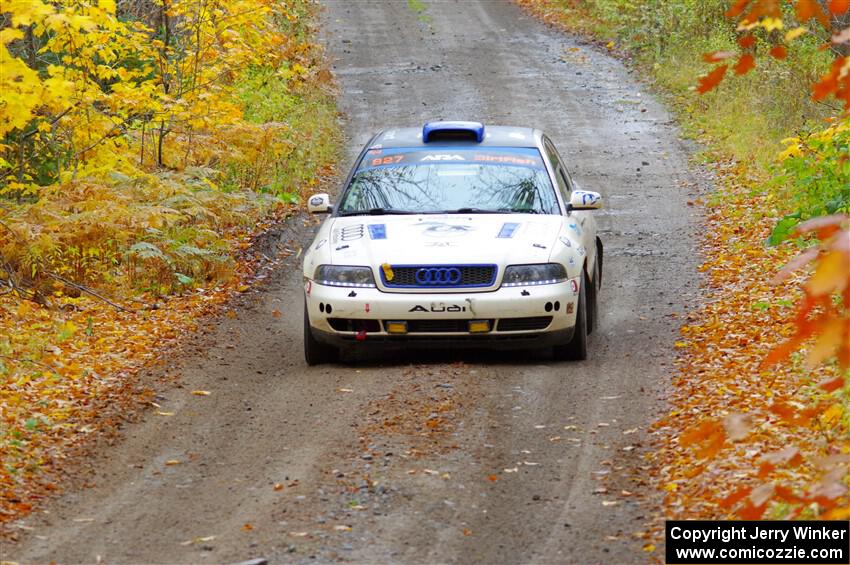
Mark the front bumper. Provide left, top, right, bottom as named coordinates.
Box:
left=305, top=277, right=580, bottom=349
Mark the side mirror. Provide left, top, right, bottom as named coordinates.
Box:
left=569, top=190, right=602, bottom=210
left=307, top=193, right=332, bottom=214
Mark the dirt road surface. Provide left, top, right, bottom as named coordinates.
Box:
left=7, top=1, right=706, bottom=563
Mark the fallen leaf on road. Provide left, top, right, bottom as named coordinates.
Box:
left=623, top=428, right=638, bottom=435
left=602, top=500, right=618, bottom=506
left=522, top=461, right=540, bottom=466
left=180, top=535, right=216, bottom=546
left=334, top=525, right=352, bottom=532
left=487, top=475, right=499, bottom=482
left=549, top=436, right=562, bottom=442
left=165, top=459, right=181, bottom=466
left=289, top=532, right=308, bottom=537
left=534, top=424, right=547, bottom=429
left=463, top=528, right=472, bottom=536
left=191, top=390, right=211, bottom=396
left=643, top=543, right=656, bottom=552
left=156, top=411, right=175, bottom=416
left=242, top=523, right=253, bottom=531
left=273, top=483, right=284, bottom=491
left=504, top=467, right=518, bottom=473
left=272, top=309, right=282, bottom=318
left=73, top=517, right=95, bottom=522
left=337, top=388, right=354, bottom=393
left=593, top=487, right=608, bottom=494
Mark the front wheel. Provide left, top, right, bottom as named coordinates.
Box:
left=304, top=301, right=339, bottom=366
left=554, top=273, right=588, bottom=361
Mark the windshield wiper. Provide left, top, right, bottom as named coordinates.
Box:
left=442, top=207, right=543, bottom=215
left=441, top=207, right=508, bottom=214
left=340, top=208, right=418, bottom=216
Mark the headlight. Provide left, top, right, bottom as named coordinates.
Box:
left=314, top=265, right=376, bottom=287
left=502, top=263, right=568, bottom=287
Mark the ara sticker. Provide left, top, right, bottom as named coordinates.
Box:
left=368, top=224, right=387, bottom=240
left=382, top=263, right=394, bottom=281
left=497, top=223, right=520, bottom=239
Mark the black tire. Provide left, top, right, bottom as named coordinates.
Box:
left=587, top=257, right=600, bottom=335
left=304, top=301, right=338, bottom=366
left=554, top=272, right=588, bottom=361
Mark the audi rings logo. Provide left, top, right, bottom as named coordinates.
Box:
left=415, top=267, right=462, bottom=285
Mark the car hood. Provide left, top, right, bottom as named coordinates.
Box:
left=326, top=214, right=562, bottom=268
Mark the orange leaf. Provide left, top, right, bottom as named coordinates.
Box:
left=769, top=401, right=796, bottom=422
left=819, top=376, right=846, bottom=392
left=487, top=474, right=499, bottom=482
left=761, top=336, right=804, bottom=368
left=697, top=65, right=728, bottom=94
left=797, top=0, right=831, bottom=27
left=719, top=486, right=752, bottom=509
left=680, top=420, right=722, bottom=446
left=738, top=35, right=756, bottom=48
left=774, top=484, right=804, bottom=504
left=757, top=462, right=775, bottom=478
left=770, top=45, right=788, bottom=59
left=807, top=251, right=848, bottom=297
left=806, top=318, right=845, bottom=368
left=795, top=214, right=847, bottom=239
left=734, top=54, right=756, bottom=75
left=829, top=0, right=850, bottom=14
left=697, top=430, right=726, bottom=459
left=738, top=502, right=767, bottom=519
left=727, top=0, right=753, bottom=18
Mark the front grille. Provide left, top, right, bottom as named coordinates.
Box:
left=382, top=265, right=497, bottom=288
left=328, top=318, right=381, bottom=332
left=497, top=316, right=553, bottom=332
left=383, top=319, right=496, bottom=333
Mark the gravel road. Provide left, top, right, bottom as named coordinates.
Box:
left=7, top=1, right=706, bottom=563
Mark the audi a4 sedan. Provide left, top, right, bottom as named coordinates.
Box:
left=302, top=121, right=603, bottom=365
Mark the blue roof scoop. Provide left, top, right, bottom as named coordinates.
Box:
left=422, top=121, right=485, bottom=143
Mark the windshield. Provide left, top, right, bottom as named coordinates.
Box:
left=337, top=147, right=559, bottom=216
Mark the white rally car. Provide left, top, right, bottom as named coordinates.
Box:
left=302, top=121, right=603, bottom=365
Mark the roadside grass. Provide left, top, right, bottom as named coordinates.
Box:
left=518, top=0, right=834, bottom=174
left=407, top=0, right=432, bottom=24
left=0, top=2, right=340, bottom=526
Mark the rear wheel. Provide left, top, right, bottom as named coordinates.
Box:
left=304, top=301, right=339, bottom=366
left=554, top=272, right=588, bottom=361
left=587, top=258, right=600, bottom=335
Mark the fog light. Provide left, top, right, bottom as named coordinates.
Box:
left=468, top=320, right=491, bottom=333
left=385, top=321, right=408, bottom=334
